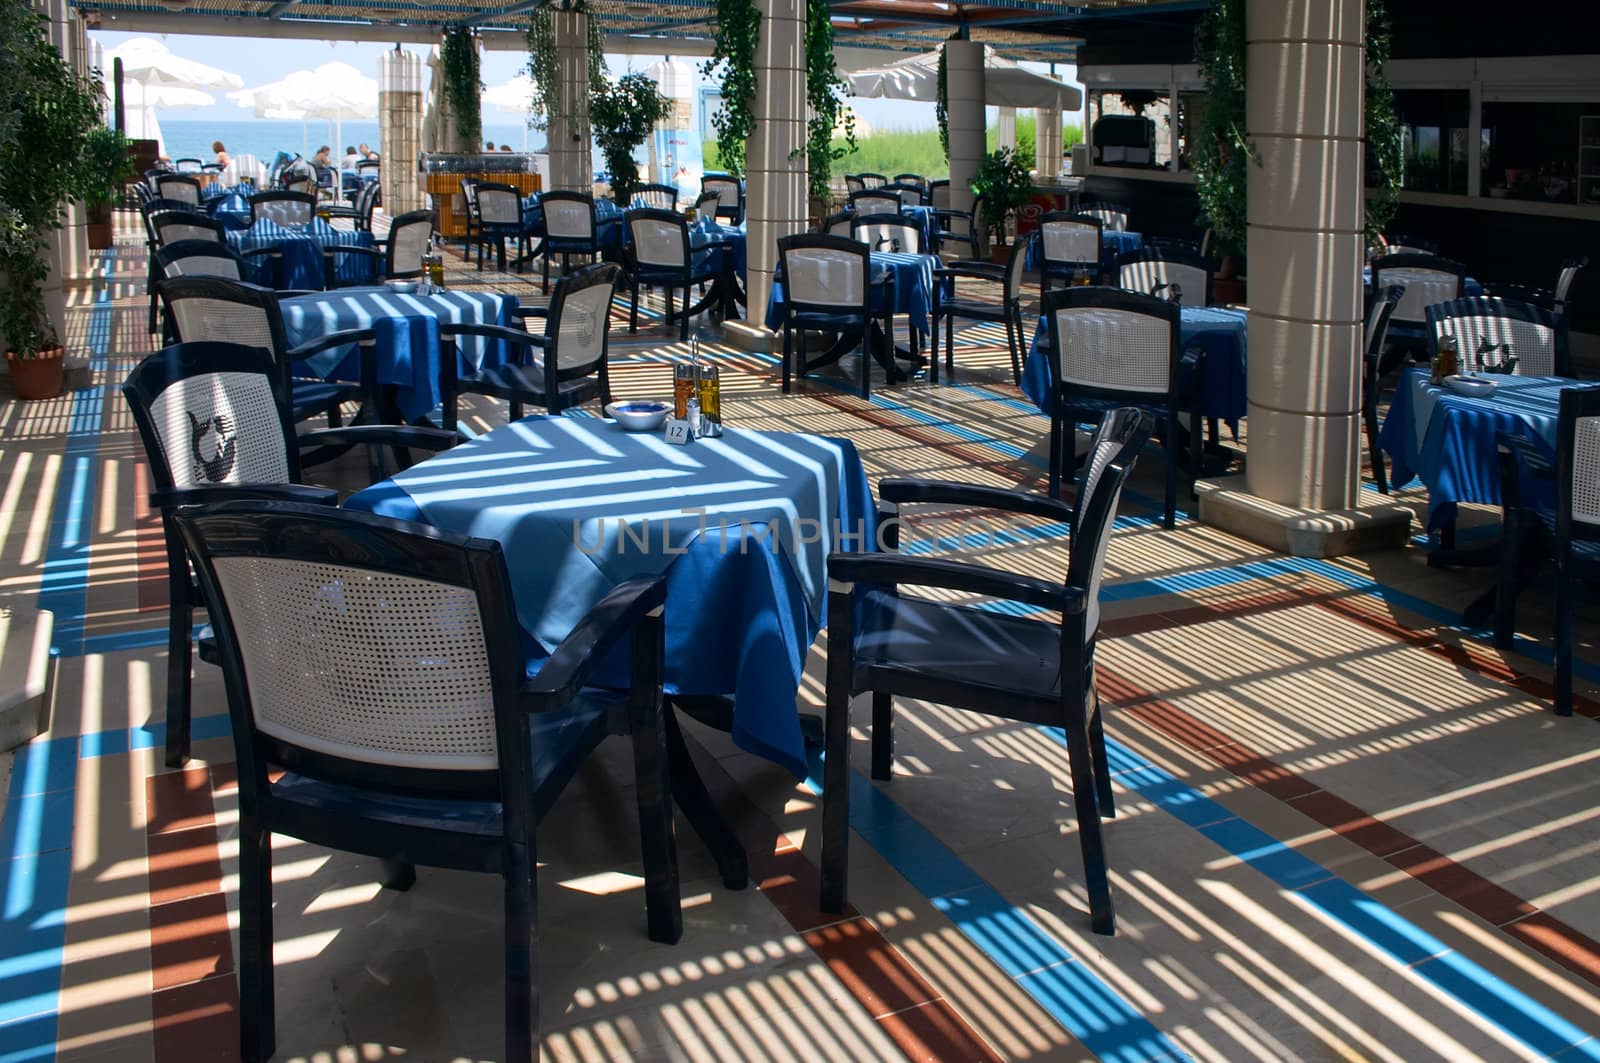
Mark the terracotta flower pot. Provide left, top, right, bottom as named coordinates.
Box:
left=87, top=202, right=114, bottom=250
left=990, top=242, right=1011, bottom=265
left=6, top=348, right=66, bottom=401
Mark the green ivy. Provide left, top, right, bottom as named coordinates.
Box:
left=593, top=73, right=673, bottom=205
left=1191, top=0, right=1253, bottom=260
left=935, top=43, right=949, bottom=162
left=0, top=4, right=105, bottom=356
left=972, top=147, right=1032, bottom=248
left=796, top=0, right=854, bottom=200
left=704, top=0, right=759, bottom=177
left=525, top=2, right=605, bottom=141
left=441, top=27, right=483, bottom=150
left=1364, top=0, right=1402, bottom=242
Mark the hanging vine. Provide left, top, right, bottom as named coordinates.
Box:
left=703, top=0, right=759, bottom=176
left=440, top=27, right=483, bottom=150
left=1364, top=0, right=1402, bottom=242
left=795, top=0, right=854, bottom=200
left=524, top=0, right=605, bottom=135
left=936, top=42, right=949, bottom=162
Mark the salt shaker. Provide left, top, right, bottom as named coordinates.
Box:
left=686, top=397, right=703, bottom=438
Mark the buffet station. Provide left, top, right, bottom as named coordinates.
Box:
left=419, top=152, right=548, bottom=241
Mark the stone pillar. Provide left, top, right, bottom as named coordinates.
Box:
left=945, top=40, right=986, bottom=215
left=1243, top=0, right=1365, bottom=509
left=744, top=0, right=807, bottom=328
left=1037, top=108, right=1062, bottom=178
left=378, top=48, right=425, bottom=217
left=997, top=106, right=1016, bottom=151
left=548, top=10, right=593, bottom=194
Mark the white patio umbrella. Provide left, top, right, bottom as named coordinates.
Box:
left=229, top=61, right=378, bottom=160
left=848, top=46, right=1081, bottom=111
left=482, top=74, right=534, bottom=149
left=103, top=37, right=243, bottom=155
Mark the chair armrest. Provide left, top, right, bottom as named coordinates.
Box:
left=879, top=478, right=1075, bottom=525
left=930, top=209, right=970, bottom=221
left=520, top=576, right=668, bottom=710
left=827, top=552, right=1083, bottom=614
left=286, top=326, right=375, bottom=362
left=238, top=248, right=278, bottom=262
left=150, top=482, right=338, bottom=512
left=277, top=289, right=320, bottom=298
left=440, top=321, right=546, bottom=352
left=297, top=425, right=460, bottom=454
left=933, top=265, right=1004, bottom=283
left=323, top=245, right=382, bottom=261
left=513, top=306, right=550, bottom=320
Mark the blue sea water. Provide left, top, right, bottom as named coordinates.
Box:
left=158, top=119, right=549, bottom=163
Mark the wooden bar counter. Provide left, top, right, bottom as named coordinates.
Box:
left=419, top=152, right=544, bottom=241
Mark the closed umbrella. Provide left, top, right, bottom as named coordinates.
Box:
left=849, top=47, right=1081, bottom=111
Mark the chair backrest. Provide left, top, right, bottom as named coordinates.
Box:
left=152, top=211, right=226, bottom=247
left=475, top=182, right=523, bottom=226
left=121, top=341, right=297, bottom=491
left=929, top=180, right=951, bottom=211
left=155, top=239, right=247, bottom=283
left=851, top=212, right=921, bottom=255
left=141, top=198, right=197, bottom=242
left=1067, top=406, right=1150, bottom=639
left=172, top=501, right=526, bottom=798
left=1426, top=296, right=1568, bottom=378
left=880, top=182, right=924, bottom=208
left=1557, top=385, right=1600, bottom=546
left=385, top=210, right=437, bottom=279
left=1081, top=203, right=1129, bottom=233
left=630, top=183, right=678, bottom=211
left=849, top=190, right=901, bottom=216
left=545, top=262, right=621, bottom=383
left=357, top=158, right=381, bottom=176
left=460, top=178, right=481, bottom=221
left=542, top=191, right=597, bottom=240
left=701, top=175, right=742, bottom=222
left=844, top=174, right=865, bottom=194
left=778, top=234, right=870, bottom=313
left=1555, top=256, right=1590, bottom=312
left=858, top=172, right=888, bottom=188
left=893, top=173, right=927, bottom=190
left=1043, top=286, right=1180, bottom=399
left=1372, top=252, right=1466, bottom=326
left=820, top=211, right=854, bottom=238
left=174, top=158, right=203, bottom=173
left=158, top=277, right=288, bottom=370
left=627, top=209, right=689, bottom=270
left=352, top=180, right=381, bottom=229
left=1003, top=234, right=1030, bottom=304
left=155, top=174, right=203, bottom=206
left=249, top=191, right=316, bottom=229
left=1365, top=284, right=1405, bottom=359
left=1039, top=211, right=1103, bottom=271
left=1116, top=247, right=1214, bottom=306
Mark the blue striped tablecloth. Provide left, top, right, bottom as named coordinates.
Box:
left=225, top=218, right=374, bottom=290
left=344, top=416, right=875, bottom=778
left=1379, top=368, right=1568, bottom=529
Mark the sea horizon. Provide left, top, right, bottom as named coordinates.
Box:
left=155, top=118, right=550, bottom=164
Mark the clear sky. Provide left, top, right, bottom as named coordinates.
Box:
left=88, top=29, right=1080, bottom=133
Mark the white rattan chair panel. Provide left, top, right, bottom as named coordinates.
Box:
left=630, top=217, right=686, bottom=268
left=166, top=255, right=243, bottom=281
left=212, top=556, right=498, bottom=770
left=1119, top=260, right=1207, bottom=303
left=1573, top=415, right=1600, bottom=528
left=155, top=221, right=222, bottom=246
left=150, top=372, right=290, bottom=487
left=545, top=201, right=593, bottom=240
left=390, top=218, right=434, bottom=274
left=168, top=298, right=275, bottom=352
left=477, top=188, right=521, bottom=225
left=1041, top=221, right=1098, bottom=264
left=556, top=282, right=612, bottom=373
left=854, top=221, right=920, bottom=255
left=1053, top=307, right=1171, bottom=394
left=787, top=249, right=866, bottom=307
left=255, top=199, right=313, bottom=227
left=1433, top=312, right=1557, bottom=376
left=853, top=194, right=899, bottom=215
left=1386, top=268, right=1459, bottom=325
left=1084, top=208, right=1127, bottom=233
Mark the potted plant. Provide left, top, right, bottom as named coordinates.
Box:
left=972, top=147, right=1032, bottom=263
left=83, top=127, right=136, bottom=251
left=1, top=5, right=104, bottom=400
left=591, top=73, right=672, bottom=207
left=1192, top=0, right=1250, bottom=302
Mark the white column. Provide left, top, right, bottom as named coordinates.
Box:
left=378, top=49, right=425, bottom=217
left=744, top=0, right=807, bottom=328
left=1037, top=108, right=1062, bottom=178
left=945, top=40, right=986, bottom=215
left=1244, top=0, right=1365, bottom=509
left=997, top=106, right=1016, bottom=151
left=548, top=10, right=593, bottom=194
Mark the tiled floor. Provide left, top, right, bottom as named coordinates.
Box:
left=1, top=214, right=1598, bottom=1062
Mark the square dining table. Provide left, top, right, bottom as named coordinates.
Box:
left=279, top=287, right=519, bottom=422
left=344, top=415, right=875, bottom=779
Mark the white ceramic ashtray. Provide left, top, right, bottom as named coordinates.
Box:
left=605, top=401, right=671, bottom=432
left=385, top=279, right=419, bottom=294
left=1444, top=375, right=1498, bottom=398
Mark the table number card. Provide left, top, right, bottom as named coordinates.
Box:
left=663, top=418, right=695, bottom=446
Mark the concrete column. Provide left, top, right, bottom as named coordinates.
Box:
left=1243, top=0, right=1365, bottom=509
left=744, top=0, right=806, bottom=328
left=548, top=10, right=593, bottom=193
left=945, top=40, right=986, bottom=214
left=997, top=106, right=1016, bottom=152
left=1037, top=108, right=1062, bottom=178
left=379, top=48, right=425, bottom=216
